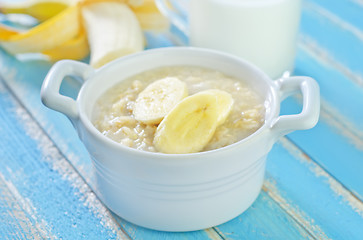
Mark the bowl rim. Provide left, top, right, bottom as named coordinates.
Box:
left=77, top=46, right=279, bottom=159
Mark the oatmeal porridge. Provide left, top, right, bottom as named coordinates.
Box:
left=92, top=66, right=265, bottom=153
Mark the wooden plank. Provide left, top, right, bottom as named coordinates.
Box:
left=0, top=172, right=50, bottom=240
left=116, top=218, right=224, bottom=240
left=308, top=0, right=363, bottom=31
left=301, top=0, right=363, bottom=79
left=290, top=20, right=363, bottom=199
left=292, top=31, right=363, bottom=201
left=280, top=96, right=363, bottom=200
left=265, top=138, right=363, bottom=239
left=0, top=79, right=130, bottom=239
left=294, top=46, right=363, bottom=133
left=214, top=191, right=314, bottom=240
left=145, top=31, right=176, bottom=49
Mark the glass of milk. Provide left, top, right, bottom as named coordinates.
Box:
left=156, top=0, right=302, bottom=79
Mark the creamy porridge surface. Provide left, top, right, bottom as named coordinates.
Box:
left=92, top=66, right=265, bottom=153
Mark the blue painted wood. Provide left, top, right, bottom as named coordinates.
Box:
left=0, top=80, right=123, bottom=239
left=117, top=219, right=223, bottom=240
left=292, top=41, right=363, bottom=200
left=266, top=139, right=363, bottom=240
left=294, top=47, right=363, bottom=131
left=214, top=191, right=312, bottom=240
left=308, top=0, right=363, bottom=31
left=144, top=31, right=176, bottom=49
left=300, top=0, right=363, bottom=79
left=281, top=96, right=363, bottom=200
left=1, top=0, right=363, bottom=239
left=0, top=173, right=46, bottom=239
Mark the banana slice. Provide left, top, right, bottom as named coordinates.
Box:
left=133, top=77, right=188, bottom=124
left=206, top=89, right=234, bottom=125
left=81, top=1, right=144, bottom=68
left=154, top=89, right=234, bottom=154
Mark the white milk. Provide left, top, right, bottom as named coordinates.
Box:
left=188, top=0, right=302, bottom=79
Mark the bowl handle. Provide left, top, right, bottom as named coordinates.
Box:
left=41, top=60, right=95, bottom=121
left=270, top=76, right=320, bottom=139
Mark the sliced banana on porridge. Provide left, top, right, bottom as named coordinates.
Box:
left=206, top=89, right=235, bottom=125
left=154, top=89, right=234, bottom=154
left=133, top=77, right=188, bottom=124
left=93, top=66, right=265, bottom=153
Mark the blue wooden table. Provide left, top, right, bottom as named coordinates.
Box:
left=0, top=0, right=362, bottom=239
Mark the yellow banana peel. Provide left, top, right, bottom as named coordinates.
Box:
left=42, top=28, right=89, bottom=61
left=131, top=0, right=169, bottom=30
left=0, top=5, right=80, bottom=54
left=129, top=0, right=157, bottom=14
left=0, top=25, right=20, bottom=41
left=0, top=0, right=70, bottom=22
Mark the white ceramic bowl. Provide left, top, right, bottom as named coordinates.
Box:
left=41, top=47, right=320, bottom=232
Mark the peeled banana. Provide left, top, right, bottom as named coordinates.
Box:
left=133, top=77, right=188, bottom=124
left=154, top=89, right=234, bottom=154
left=81, top=1, right=144, bottom=68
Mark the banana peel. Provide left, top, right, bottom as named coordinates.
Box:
left=0, top=25, right=20, bottom=40
left=0, top=0, right=70, bottom=22
left=43, top=28, right=89, bottom=61
left=0, top=0, right=168, bottom=64
left=0, top=5, right=80, bottom=54
left=131, top=0, right=169, bottom=30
